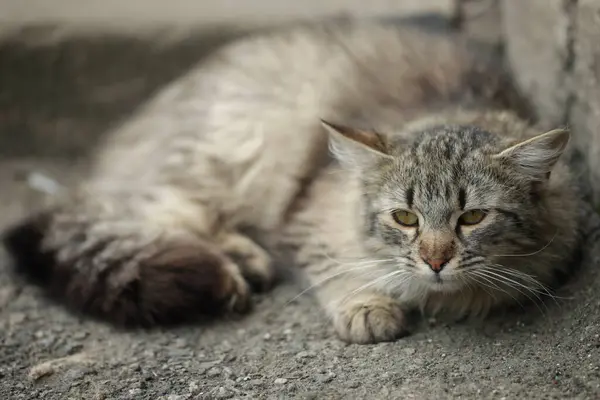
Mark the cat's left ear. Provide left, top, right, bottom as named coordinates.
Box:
left=494, top=128, right=570, bottom=180
left=321, top=120, right=393, bottom=170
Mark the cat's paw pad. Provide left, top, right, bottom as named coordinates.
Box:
left=333, top=295, right=408, bottom=344
left=221, top=233, right=275, bottom=292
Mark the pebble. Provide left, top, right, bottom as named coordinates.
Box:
left=9, top=312, right=26, bottom=326
left=214, top=386, right=233, bottom=399
left=28, top=363, right=55, bottom=380
left=347, top=380, right=360, bottom=388
left=174, top=338, right=188, bottom=348
left=317, top=372, right=336, bottom=384
left=263, top=333, right=272, bottom=340
left=0, top=287, right=15, bottom=309
left=274, top=378, right=288, bottom=385
left=246, top=379, right=264, bottom=388
left=73, top=331, right=89, bottom=340
left=296, top=351, right=316, bottom=359
left=403, top=348, right=416, bottom=356
left=207, top=367, right=221, bottom=377
left=188, top=381, right=200, bottom=393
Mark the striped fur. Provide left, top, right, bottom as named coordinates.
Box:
left=2, top=21, right=581, bottom=342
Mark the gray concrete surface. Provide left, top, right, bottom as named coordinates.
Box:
left=0, top=0, right=451, bottom=34
left=571, top=0, right=600, bottom=208
left=501, top=0, right=572, bottom=128
left=2, top=9, right=600, bottom=400
left=501, top=0, right=600, bottom=206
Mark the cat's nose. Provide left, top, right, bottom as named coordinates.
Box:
left=422, top=257, right=449, bottom=273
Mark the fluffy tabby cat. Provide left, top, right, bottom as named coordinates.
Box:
left=2, top=21, right=580, bottom=344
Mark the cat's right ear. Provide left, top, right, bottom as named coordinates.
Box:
left=321, top=120, right=393, bottom=170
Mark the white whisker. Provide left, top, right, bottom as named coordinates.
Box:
left=473, top=268, right=547, bottom=314
left=486, top=230, right=558, bottom=258
left=285, top=263, right=389, bottom=305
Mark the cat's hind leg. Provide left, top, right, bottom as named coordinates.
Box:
left=1, top=195, right=271, bottom=327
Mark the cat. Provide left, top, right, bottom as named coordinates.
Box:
left=2, top=21, right=581, bottom=344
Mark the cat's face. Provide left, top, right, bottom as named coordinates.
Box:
left=323, top=119, right=570, bottom=295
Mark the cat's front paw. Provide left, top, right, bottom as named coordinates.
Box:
left=333, top=294, right=408, bottom=344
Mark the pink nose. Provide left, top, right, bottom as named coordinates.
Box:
left=422, top=258, right=449, bottom=272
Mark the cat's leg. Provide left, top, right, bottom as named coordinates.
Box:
left=302, top=260, right=408, bottom=344
left=218, top=232, right=275, bottom=292
left=1, top=194, right=268, bottom=327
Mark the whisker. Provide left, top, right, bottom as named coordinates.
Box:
left=468, top=270, right=522, bottom=308
left=332, top=270, right=411, bottom=308
left=480, top=268, right=551, bottom=301
left=486, top=230, right=558, bottom=258
left=459, top=257, right=486, bottom=269
left=285, top=263, right=389, bottom=305
left=487, top=264, right=572, bottom=303
left=473, top=268, right=547, bottom=314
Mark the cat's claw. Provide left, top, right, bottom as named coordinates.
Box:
left=333, top=294, right=408, bottom=344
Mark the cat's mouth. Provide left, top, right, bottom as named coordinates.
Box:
left=422, top=273, right=462, bottom=293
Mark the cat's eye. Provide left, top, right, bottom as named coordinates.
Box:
left=391, top=210, right=419, bottom=227
left=458, top=209, right=487, bottom=226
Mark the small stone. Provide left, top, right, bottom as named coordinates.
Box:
left=247, top=379, right=264, bottom=388
left=263, top=333, right=272, bottom=340
left=318, top=372, right=336, bottom=384
left=214, top=387, right=233, bottom=399
left=174, top=338, right=187, bottom=348
left=402, top=348, right=416, bottom=356
left=73, top=331, right=89, bottom=340
left=188, top=381, right=200, bottom=393
left=166, top=395, right=184, bottom=400
left=207, top=367, right=221, bottom=377
left=28, top=363, right=55, bottom=380
left=9, top=312, right=26, bottom=326
left=274, top=378, right=288, bottom=385
left=296, top=351, right=316, bottom=359
left=0, top=287, right=15, bottom=309
left=199, top=360, right=222, bottom=374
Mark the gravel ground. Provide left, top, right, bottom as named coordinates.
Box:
left=1, top=17, right=600, bottom=400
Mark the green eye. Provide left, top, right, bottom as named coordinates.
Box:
left=459, top=209, right=487, bottom=225
left=391, top=210, right=419, bottom=227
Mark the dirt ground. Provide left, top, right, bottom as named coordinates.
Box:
left=1, top=15, right=600, bottom=400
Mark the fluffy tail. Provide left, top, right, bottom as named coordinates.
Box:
left=2, top=208, right=252, bottom=327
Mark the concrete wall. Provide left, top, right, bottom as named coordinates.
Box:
left=2, top=0, right=598, bottom=204
left=501, top=0, right=600, bottom=204
left=0, top=0, right=451, bottom=32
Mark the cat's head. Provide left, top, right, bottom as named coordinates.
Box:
left=322, top=117, right=571, bottom=295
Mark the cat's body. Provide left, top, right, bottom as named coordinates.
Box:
left=2, top=22, right=581, bottom=343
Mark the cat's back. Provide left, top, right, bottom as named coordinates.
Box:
left=94, top=22, right=471, bottom=179
left=85, top=22, right=477, bottom=231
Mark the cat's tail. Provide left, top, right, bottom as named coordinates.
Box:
left=1, top=204, right=255, bottom=327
